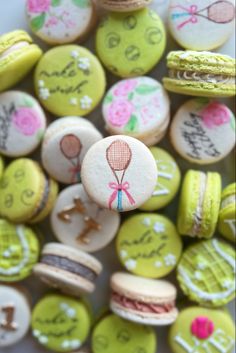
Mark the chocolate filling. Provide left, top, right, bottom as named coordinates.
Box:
left=31, top=176, right=50, bottom=220
left=112, top=292, right=175, bottom=314
left=41, top=254, right=97, bottom=282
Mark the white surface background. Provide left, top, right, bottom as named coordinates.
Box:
left=0, top=0, right=235, bottom=352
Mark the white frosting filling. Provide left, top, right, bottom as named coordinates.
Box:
left=191, top=172, right=206, bottom=236
left=169, top=69, right=235, bottom=84
left=0, top=41, right=30, bottom=60
left=221, top=194, right=236, bottom=209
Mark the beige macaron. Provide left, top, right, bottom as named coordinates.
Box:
left=98, top=0, right=152, bottom=12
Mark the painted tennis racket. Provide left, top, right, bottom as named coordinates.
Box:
left=60, top=134, right=82, bottom=183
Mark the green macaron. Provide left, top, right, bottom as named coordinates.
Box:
left=140, top=147, right=181, bottom=210
left=0, top=156, right=4, bottom=179
left=177, top=170, right=221, bottom=239
left=92, top=313, right=157, bottom=353
left=163, top=51, right=236, bottom=97
left=218, top=183, right=236, bottom=243
left=116, top=213, right=182, bottom=278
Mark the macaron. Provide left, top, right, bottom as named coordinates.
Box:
left=163, top=51, right=236, bottom=97
left=0, top=30, right=42, bottom=92
left=92, top=313, right=157, bottom=353
left=0, top=156, right=4, bottom=179
left=42, top=116, right=103, bottom=184
left=99, top=0, right=152, bottom=12
left=0, top=158, right=58, bottom=224
left=34, top=45, right=106, bottom=116
left=0, top=91, right=47, bottom=157
left=96, top=8, right=166, bottom=78
left=0, top=284, right=31, bottom=347
left=26, top=0, right=96, bottom=45
left=81, top=135, right=158, bottom=212
left=169, top=306, right=235, bottom=353
left=116, top=213, right=182, bottom=278
left=170, top=98, right=235, bottom=165
left=177, top=170, right=222, bottom=238
left=218, top=182, right=236, bottom=242
left=51, top=184, right=120, bottom=253
left=110, top=272, right=178, bottom=326
left=0, top=219, right=40, bottom=282
left=32, top=293, right=91, bottom=352
left=33, top=242, right=103, bottom=295
left=168, top=0, right=235, bottom=51
left=102, top=77, right=170, bottom=146
left=177, top=238, right=236, bottom=307
left=140, top=147, right=181, bottom=210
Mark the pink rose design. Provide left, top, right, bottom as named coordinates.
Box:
left=191, top=317, right=214, bottom=340
left=12, top=107, right=41, bottom=136
left=108, top=100, right=134, bottom=127
left=114, top=80, right=138, bottom=97
left=45, top=16, right=58, bottom=28
left=201, top=101, right=231, bottom=129
left=27, top=0, right=50, bottom=14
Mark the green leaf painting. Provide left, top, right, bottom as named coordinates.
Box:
left=51, top=0, right=62, bottom=6
left=72, top=0, right=90, bottom=8
left=104, top=94, right=113, bottom=104
left=135, top=85, right=158, bottom=95
left=31, top=13, right=46, bottom=32
left=125, top=115, right=138, bottom=132
left=230, top=115, right=235, bottom=131
left=23, top=98, right=34, bottom=108
left=128, top=92, right=134, bottom=101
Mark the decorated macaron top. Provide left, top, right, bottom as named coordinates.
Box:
left=0, top=91, right=46, bottom=157
left=81, top=136, right=158, bottom=212
left=34, top=45, right=106, bottom=116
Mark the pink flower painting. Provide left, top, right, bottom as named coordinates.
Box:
left=114, top=80, right=138, bottom=97
left=12, top=107, right=41, bottom=136
left=27, top=0, right=50, bottom=14
left=108, top=100, right=134, bottom=127
left=201, top=101, right=231, bottom=129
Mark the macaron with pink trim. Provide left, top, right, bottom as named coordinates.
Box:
left=0, top=91, right=46, bottom=157
left=102, top=77, right=170, bottom=146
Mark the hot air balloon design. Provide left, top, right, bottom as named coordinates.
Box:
left=60, top=134, right=82, bottom=183
left=106, top=140, right=135, bottom=211
left=171, top=1, right=235, bottom=30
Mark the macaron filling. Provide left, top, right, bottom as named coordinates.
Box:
left=40, top=254, right=97, bottom=282
left=112, top=291, right=175, bottom=314
left=221, top=195, right=236, bottom=209
left=169, top=70, right=235, bottom=84
left=30, top=177, right=50, bottom=221
left=0, top=41, right=30, bottom=59
left=192, top=172, right=207, bottom=236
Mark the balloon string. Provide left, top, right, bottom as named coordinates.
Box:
left=171, top=5, right=198, bottom=29
left=108, top=181, right=135, bottom=211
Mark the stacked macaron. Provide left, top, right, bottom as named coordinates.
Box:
left=0, top=0, right=235, bottom=352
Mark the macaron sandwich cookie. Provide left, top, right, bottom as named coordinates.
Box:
left=177, top=170, right=221, bottom=238
left=92, top=313, right=157, bottom=353
left=0, top=158, right=58, bottom=224
left=169, top=306, right=235, bottom=353
left=0, top=219, right=40, bottom=282
left=168, top=0, right=236, bottom=51
left=110, top=272, right=178, bottom=326
left=42, top=117, right=103, bottom=184
left=218, top=182, right=236, bottom=242
left=0, top=91, right=47, bottom=157
left=96, top=8, right=166, bottom=78
left=116, top=213, right=182, bottom=278
left=0, top=30, right=42, bottom=92
left=34, top=45, right=106, bottom=116
left=81, top=135, right=158, bottom=212
left=32, top=293, right=91, bottom=352
left=26, top=0, right=96, bottom=45
left=51, top=184, right=120, bottom=253
left=99, top=0, right=152, bottom=12
left=177, top=238, right=236, bottom=307
left=0, top=155, right=4, bottom=178
left=140, top=147, right=181, bottom=211
left=163, top=51, right=236, bottom=97
left=170, top=98, right=235, bottom=165
left=0, top=284, right=31, bottom=347
left=102, top=77, right=170, bottom=146
left=33, top=243, right=103, bottom=295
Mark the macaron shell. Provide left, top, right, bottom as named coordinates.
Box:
left=170, top=98, right=236, bottom=164
left=116, top=213, right=182, bottom=278
left=31, top=294, right=91, bottom=352
left=0, top=285, right=31, bottom=347
left=168, top=0, right=235, bottom=50
left=140, top=147, right=181, bottom=210
left=51, top=184, right=120, bottom=253
left=169, top=307, right=235, bottom=353
left=99, top=0, right=152, bottom=11
left=0, top=156, right=4, bottom=178
left=96, top=8, right=166, bottom=78
left=92, top=314, right=157, bottom=353
left=0, top=91, right=47, bottom=157
left=26, top=0, right=95, bottom=45
left=34, top=45, right=106, bottom=116
left=218, top=183, right=236, bottom=242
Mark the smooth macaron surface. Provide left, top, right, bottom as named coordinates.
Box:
left=92, top=313, right=157, bottom=353
left=169, top=306, right=235, bottom=353
left=116, top=213, right=182, bottom=278
left=218, top=182, right=236, bottom=242
left=177, top=238, right=236, bottom=307
left=96, top=8, right=166, bottom=78
left=32, top=293, right=91, bottom=352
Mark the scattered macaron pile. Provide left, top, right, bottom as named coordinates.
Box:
left=0, top=0, right=235, bottom=352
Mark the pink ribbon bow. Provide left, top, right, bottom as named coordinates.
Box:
left=177, top=5, right=198, bottom=29
left=108, top=181, right=135, bottom=209
left=69, top=164, right=81, bottom=183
